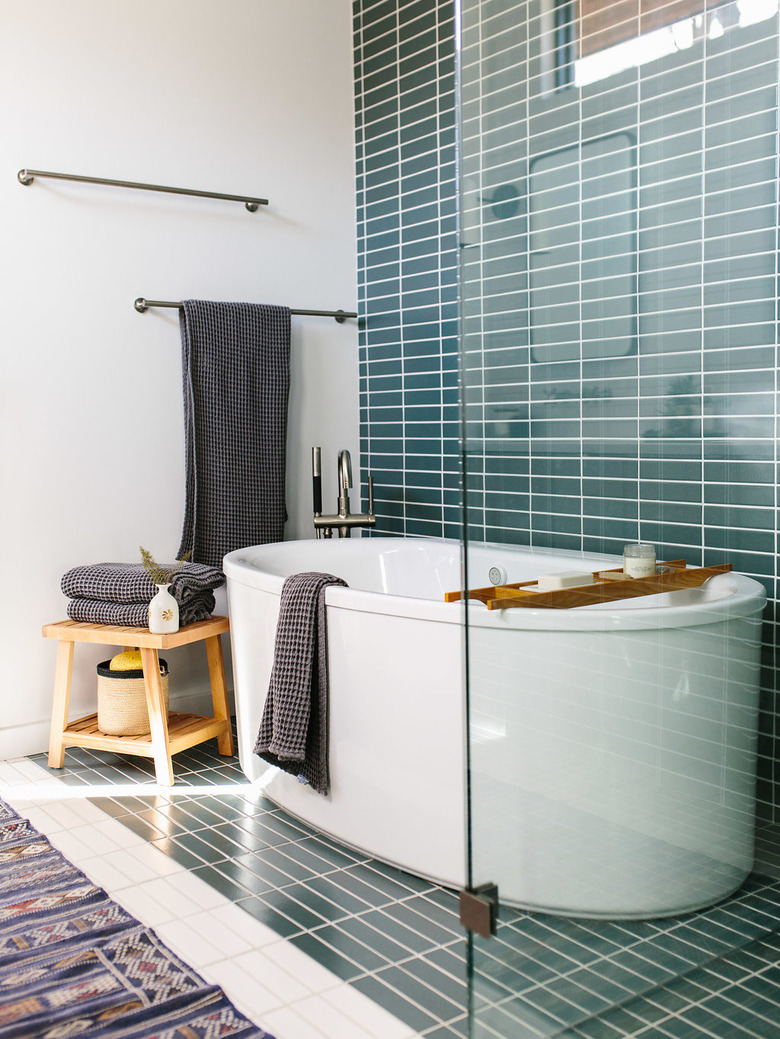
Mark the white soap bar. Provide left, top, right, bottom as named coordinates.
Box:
left=536, top=570, right=595, bottom=593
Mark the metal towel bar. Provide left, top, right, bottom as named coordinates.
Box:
left=134, top=298, right=358, bottom=323
left=18, top=168, right=268, bottom=212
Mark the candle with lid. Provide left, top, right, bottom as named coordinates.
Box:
left=623, top=542, right=656, bottom=579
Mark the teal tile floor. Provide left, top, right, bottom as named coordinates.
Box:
left=28, top=736, right=780, bottom=1039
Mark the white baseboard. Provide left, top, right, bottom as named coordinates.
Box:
left=0, top=720, right=51, bottom=762
left=169, top=688, right=230, bottom=718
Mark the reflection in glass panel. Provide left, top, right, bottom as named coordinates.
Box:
left=530, top=133, right=636, bottom=362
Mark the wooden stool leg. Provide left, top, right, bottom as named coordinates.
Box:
left=205, top=635, right=234, bottom=756
left=140, top=647, right=174, bottom=786
left=48, top=640, right=74, bottom=768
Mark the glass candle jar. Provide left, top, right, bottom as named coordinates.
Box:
left=623, top=543, right=656, bottom=579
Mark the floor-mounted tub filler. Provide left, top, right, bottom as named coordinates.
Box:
left=224, top=537, right=766, bottom=920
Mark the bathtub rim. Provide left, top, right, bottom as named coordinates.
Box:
left=223, top=537, right=766, bottom=632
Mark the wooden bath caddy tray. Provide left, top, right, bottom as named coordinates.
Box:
left=445, top=560, right=733, bottom=611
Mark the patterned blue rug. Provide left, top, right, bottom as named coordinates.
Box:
left=0, top=798, right=274, bottom=1038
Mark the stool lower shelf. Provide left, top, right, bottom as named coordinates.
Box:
left=62, top=712, right=231, bottom=759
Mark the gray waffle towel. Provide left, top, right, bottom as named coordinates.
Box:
left=67, top=592, right=215, bottom=628
left=61, top=562, right=224, bottom=604
left=178, top=300, right=291, bottom=568
left=254, top=572, right=347, bottom=796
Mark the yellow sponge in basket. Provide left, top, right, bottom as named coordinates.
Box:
left=109, top=650, right=143, bottom=671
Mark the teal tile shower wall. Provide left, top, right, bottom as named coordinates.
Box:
left=354, top=0, right=780, bottom=817
left=354, top=0, right=460, bottom=538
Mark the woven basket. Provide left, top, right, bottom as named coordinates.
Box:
left=96, top=659, right=169, bottom=736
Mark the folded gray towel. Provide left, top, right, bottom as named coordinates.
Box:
left=254, top=572, right=347, bottom=796
left=67, top=591, right=216, bottom=628
left=178, top=300, right=291, bottom=567
left=61, top=562, right=224, bottom=604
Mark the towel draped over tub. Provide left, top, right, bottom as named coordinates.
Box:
left=254, top=572, right=347, bottom=796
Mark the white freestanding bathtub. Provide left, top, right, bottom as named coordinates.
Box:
left=224, top=536, right=766, bottom=919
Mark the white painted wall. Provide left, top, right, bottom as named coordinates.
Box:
left=0, top=0, right=359, bottom=758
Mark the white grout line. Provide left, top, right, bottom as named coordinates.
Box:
left=1, top=755, right=423, bottom=1039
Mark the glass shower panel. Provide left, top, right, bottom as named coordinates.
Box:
left=458, top=0, right=778, bottom=1035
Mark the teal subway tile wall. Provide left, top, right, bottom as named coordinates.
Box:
left=354, top=0, right=780, bottom=816
left=354, top=0, right=461, bottom=539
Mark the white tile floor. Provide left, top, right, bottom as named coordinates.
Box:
left=0, top=756, right=422, bottom=1039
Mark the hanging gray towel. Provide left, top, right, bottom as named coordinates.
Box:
left=61, top=561, right=224, bottom=604
left=178, top=300, right=291, bottom=568
left=254, top=572, right=348, bottom=796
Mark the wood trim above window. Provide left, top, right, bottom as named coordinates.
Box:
left=578, top=0, right=720, bottom=58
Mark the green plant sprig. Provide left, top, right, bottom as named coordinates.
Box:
left=139, top=546, right=192, bottom=586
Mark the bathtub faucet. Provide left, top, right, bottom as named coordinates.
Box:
left=338, top=449, right=352, bottom=514
left=312, top=446, right=376, bottom=538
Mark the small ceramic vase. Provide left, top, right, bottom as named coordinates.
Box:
left=148, top=584, right=179, bottom=633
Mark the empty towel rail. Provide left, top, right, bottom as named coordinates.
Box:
left=18, top=168, right=268, bottom=212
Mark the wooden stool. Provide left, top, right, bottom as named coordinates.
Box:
left=43, top=616, right=234, bottom=786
